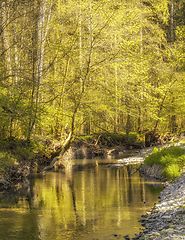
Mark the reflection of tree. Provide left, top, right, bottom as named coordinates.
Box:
left=127, top=165, right=133, bottom=203
left=140, top=175, right=146, bottom=203
left=0, top=165, right=163, bottom=239
left=66, top=167, right=80, bottom=224
left=116, top=169, right=121, bottom=226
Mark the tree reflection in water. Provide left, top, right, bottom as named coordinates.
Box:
left=0, top=163, right=163, bottom=240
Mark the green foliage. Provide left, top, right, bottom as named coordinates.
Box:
left=144, top=146, right=185, bottom=180
left=0, top=138, right=49, bottom=163
left=152, top=147, right=160, bottom=154
left=76, top=132, right=144, bottom=147
left=163, top=164, right=181, bottom=180
left=127, top=132, right=140, bottom=143
left=16, top=146, right=34, bottom=160
left=0, top=152, right=17, bottom=174
left=76, top=135, right=96, bottom=141
left=145, top=146, right=185, bottom=166
left=0, top=0, right=185, bottom=139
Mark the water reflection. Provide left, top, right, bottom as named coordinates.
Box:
left=0, top=163, right=163, bottom=240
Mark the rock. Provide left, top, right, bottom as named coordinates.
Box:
left=135, top=173, right=185, bottom=240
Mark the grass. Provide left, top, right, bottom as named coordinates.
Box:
left=144, top=146, right=185, bottom=180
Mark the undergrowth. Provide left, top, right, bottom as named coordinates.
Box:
left=144, top=146, right=185, bottom=180
left=0, top=152, right=17, bottom=175
left=0, top=137, right=52, bottom=180
left=76, top=132, right=144, bottom=147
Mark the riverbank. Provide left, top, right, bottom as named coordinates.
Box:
left=1, top=135, right=185, bottom=240
left=106, top=144, right=185, bottom=240
left=0, top=132, right=146, bottom=188
left=133, top=172, right=185, bottom=240
left=0, top=132, right=182, bottom=189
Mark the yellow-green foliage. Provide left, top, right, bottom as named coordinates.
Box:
left=163, top=164, right=181, bottom=180
left=144, top=146, right=185, bottom=180
left=152, top=147, right=160, bottom=154
left=77, top=132, right=143, bottom=147
left=0, top=152, right=17, bottom=173
left=0, top=138, right=51, bottom=175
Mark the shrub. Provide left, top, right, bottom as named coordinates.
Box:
left=144, top=146, right=185, bottom=180
left=152, top=147, right=160, bottom=154
left=0, top=151, right=17, bottom=174
left=163, top=164, right=181, bottom=180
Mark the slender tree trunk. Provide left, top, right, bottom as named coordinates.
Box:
left=170, top=0, right=177, bottom=132
left=126, top=111, right=131, bottom=135
left=114, top=33, right=118, bottom=133
left=27, top=0, right=52, bottom=141
left=1, top=0, right=15, bottom=138
left=138, top=107, right=141, bottom=133
left=43, top=0, right=94, bottom=171
left=1, top=0, right=12, bottom=80
left=54, top=57, right=70, bottom=138
left=171, top=0, right=174, bottom=49
left=79, top=0, right=84, bottom=134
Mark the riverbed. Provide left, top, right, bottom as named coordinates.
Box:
left=0, top=157, right=164, bottom=240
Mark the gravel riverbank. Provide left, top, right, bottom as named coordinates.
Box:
left=133, top=173, right=185, bottom=240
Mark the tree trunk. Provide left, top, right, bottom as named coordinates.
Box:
left=114, top=33, right=118, bottom=133
left=137, top=107, right=141, bottom=133
left=1, top=1, right=12, bottom=80
left=27, top=0, right=52, bottom=141
left=171, top=0, right=174, bottom=49
left=126, top=111, right=131, bottom=135
left=43, top=109, right=77, bottom=172
left=43, top=0, right=94, bottom=171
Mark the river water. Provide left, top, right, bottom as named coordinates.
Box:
left=0, top=157, right=163, bottom=240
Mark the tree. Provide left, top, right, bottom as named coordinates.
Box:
left=1, top=0, right=185, bottom=146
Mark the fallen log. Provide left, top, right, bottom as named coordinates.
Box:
left=43, top=132, right=73, bottom=172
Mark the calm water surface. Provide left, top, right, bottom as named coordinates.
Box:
left=0, top=158, right=163, bottom=240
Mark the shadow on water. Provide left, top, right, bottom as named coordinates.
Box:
left=0, top=159, right=164, bottom=240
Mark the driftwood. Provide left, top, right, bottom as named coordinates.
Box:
left=43, top=132, right=73, bottom=172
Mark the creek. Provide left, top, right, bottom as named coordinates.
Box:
left=0, top=155, right=163, bottom=240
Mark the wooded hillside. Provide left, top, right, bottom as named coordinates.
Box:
left=1, top=0, right=185, bottom=141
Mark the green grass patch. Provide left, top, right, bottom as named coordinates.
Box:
left=144, top=146, right=185, bottom=180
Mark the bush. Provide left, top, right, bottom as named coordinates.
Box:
left=77, top=132, right=143, bottom=147
left=0, top=151, right=17, bottom=174
left=144, top=146, right=185, bottom=180
left=163, top=164, right=181, bottom=180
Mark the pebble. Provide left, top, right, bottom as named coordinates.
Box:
left=133, top=173, right=185, bottom=240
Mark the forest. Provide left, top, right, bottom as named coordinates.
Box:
left=1, top=2, right=185, bottom=239
left=0, top=0, right=185, bottom=142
